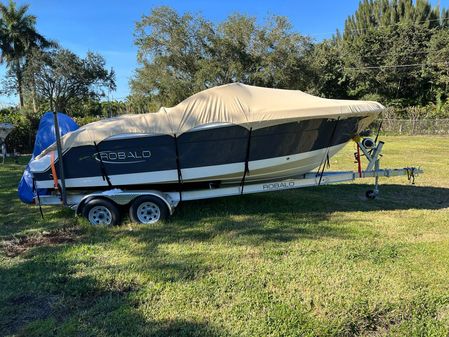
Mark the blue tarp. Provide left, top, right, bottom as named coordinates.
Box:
left=18, top=112, right=79, bottom=204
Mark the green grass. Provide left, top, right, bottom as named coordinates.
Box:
left=1, top=135, right=449, bottom=337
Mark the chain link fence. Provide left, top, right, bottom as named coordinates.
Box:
left=375, top=119, right=449, bottom=135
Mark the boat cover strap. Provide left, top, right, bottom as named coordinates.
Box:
left=32, top=177, right=45, bottom=219
left=374, top=119, right=383, bottom=145
left=94, top=142, right=112, bottom=188
left=317, top=117, right=340, bottom=185
left=50, top=151, right=59, bottom=190
left=370, top=119, right=383, bottom=156
left=240, top=128, right=252, bottom=194
left=174, top=134, right=183, bottom=202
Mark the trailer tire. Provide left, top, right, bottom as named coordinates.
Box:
left=82, top=198, right=121, bottom=226
left=129, top=195, right=168, bottom=224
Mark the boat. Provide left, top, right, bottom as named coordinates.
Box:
left=18, top=112, right=79, bottom=204
left=29, top=83, right=384, bottom=191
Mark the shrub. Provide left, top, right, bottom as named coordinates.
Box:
left=0, top=109, right=41, bottom=154
left=72, top=115, right=102, bottom=126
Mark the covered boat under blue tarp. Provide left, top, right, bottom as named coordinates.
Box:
left=18, top=112, right=78, bottom=204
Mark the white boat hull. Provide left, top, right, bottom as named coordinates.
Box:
left=35, top=143, right=345, bottom=189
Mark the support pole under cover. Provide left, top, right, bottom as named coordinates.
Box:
left=52, top=111, right=67, bottom=205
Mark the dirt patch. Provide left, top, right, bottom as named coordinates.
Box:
left=0, top=227, right=82, bottom=257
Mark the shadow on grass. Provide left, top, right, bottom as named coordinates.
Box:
left=175, top=183, right=449, bottom=217
left=0, top=242, right=225, bottom=336
left=121, top=215, right=354, bottom=247
left=0, top=157, right=77, bottom=237
left=90, top=183, right=446, bottom=248
left=1, top=182, right=448, bottom=335
left=2, top=182, right=449, bottom=242
left=168, top=182, right=449, bottom=234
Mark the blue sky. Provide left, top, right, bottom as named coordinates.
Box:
left=0, top=0, right=446, bottom=105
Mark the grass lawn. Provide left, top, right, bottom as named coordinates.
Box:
left=1, top=135, right=449, bottom=337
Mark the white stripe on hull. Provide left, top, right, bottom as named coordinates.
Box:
left=35, top=143, right=346, bottom=189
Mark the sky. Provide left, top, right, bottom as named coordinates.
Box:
left=0, top=0, right=447, bottom=106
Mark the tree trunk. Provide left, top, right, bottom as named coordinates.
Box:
left=15, top=60, right=24, bottom=108
left=31, top=75, right=37, bottom=113
left=16, top=73, right=24, bottom=108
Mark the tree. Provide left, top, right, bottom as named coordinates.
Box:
left=341, top=24, right=432, bottom=104
left=426, top=29, right=449, bottom=97
left=377, top=24, right=432, bottom=104
left=0, top=0, right=54, bottom=107
left=343, top=0, right=441, bottom=40
left=131, top=7, right=313, bottom=108
left=308, top=38, right=349, bottom=98
left=338, top=0, right=447, bottom=105
left=223, top=14, right=313, bottom=90
left=24, top=48, right=116, bottom=113
left=132, top=6, right=212, bottom=107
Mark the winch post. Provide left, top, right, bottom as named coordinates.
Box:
left=369, top=141, right=382, bottom=196
left=373, top=155, right=380, bottom=196
left=358, top=138, right=385, bottom=198
left=366, top=141, right=383, bottom=171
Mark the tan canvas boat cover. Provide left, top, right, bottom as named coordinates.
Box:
left=40, top=83, right=384, bottom=156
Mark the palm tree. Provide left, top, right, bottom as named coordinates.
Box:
left=0, top=0, right=54, bottom=107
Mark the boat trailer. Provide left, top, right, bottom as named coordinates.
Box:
left=35, top=138, right=422, bottom=226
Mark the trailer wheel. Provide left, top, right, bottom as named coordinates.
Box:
left=129, top=195, right=169, bottom=224
left=82, top=198, right=121, bottom=226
